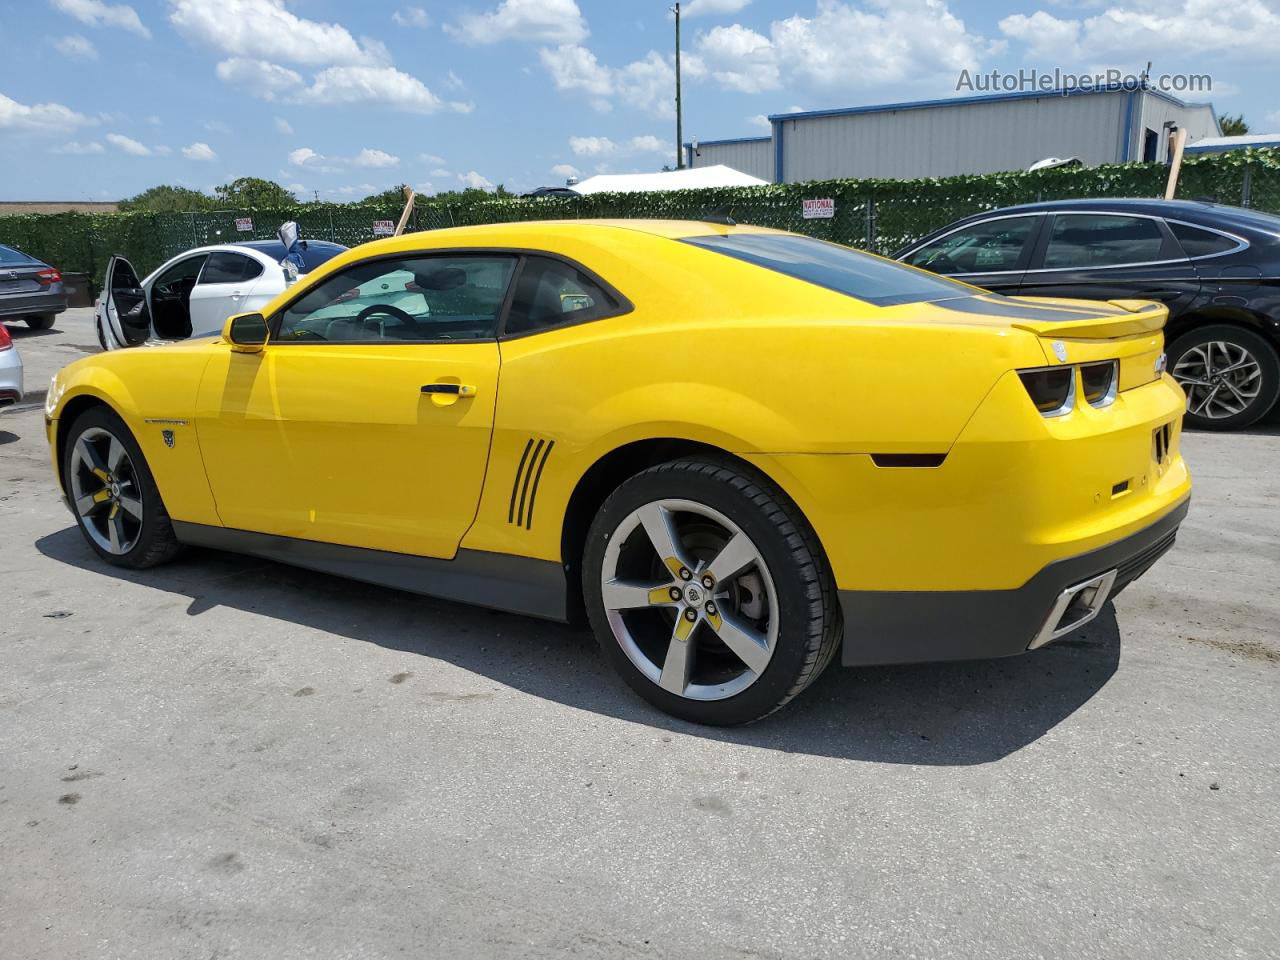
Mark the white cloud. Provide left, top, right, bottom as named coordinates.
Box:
left=449, top=0, right=588, bottom=45
left=697, top=24, right=778, bottom=92
left=106, top=132, right=153, bottom=155
left=0, top=93, right=92, bottom=131
left=541, top=44, right=683, bottom=115
left=328, top=183, right=379, bottom=196
left=445, top=70, right=464, bottom=90
left=419, top=152, right=445, bottom=165
left=568, top=134, right=672, bottom=158
left=204, top=119, right=232, bottom=134
left=153, top=144, right=172, bottom=155
left=392, top=6, right=431, bottom=28
left=145, top=114, right=161, bottom=125
left=683, top=0, right=752, bottom=17
left=569, top=135, right=615, bottom=156
left=54, top=34, right=99, bottom=60
left=182, top=141, right=217, bottom=160
left=285, top=182, right=306, bottom=194
left=51, top=140, right=105, bottom=154
left=169, top=0, right=381, bottom=66
left=215, top=57, right=304, bottom=98
left=999, top=0, right=1280, bottom=61
left=288, top=146, right=325, bottom=166
left=747, top=113, right=771, bottom=130
left=429, top=167, right=452, bottom=177
left=458, top=170, right=495, bottom=189
left=550, top=162, right=579, bottom=178
left=351, top=147, right=399, bottom=168
left=51, top=0, right=150, bottom=38
left=274, top=116, right=293, bottom=134
left=298, top=65, right=464, bottom=113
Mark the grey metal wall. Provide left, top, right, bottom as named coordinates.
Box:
left=688, top=138, right=774, bottom=181
left=778, top=93, right=1130, bottom=183
left=1137, top=94, right=1220, bottom=161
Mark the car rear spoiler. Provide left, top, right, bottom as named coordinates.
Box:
left=1006, top=297, right=1167, bottom=340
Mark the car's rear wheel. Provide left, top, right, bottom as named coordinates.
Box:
left=63, top=407, right=181, bottom=569
left=583, top=457, right=840, bottom=725
left=25, top=314, right=56, bottom=330
left=1169, top=324, right=1280, bottom=430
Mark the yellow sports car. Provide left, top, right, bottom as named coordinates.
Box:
left=45, top=220, right=1191, bottom=724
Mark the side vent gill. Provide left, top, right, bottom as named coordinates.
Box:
left=508, top=436, right=555, bottom=530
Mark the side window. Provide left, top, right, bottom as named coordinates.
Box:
left=903, top=216, right=1038, bottom=275
left=199, top=252, right=255, bottom=285
left=276, top=254, right=516, bottom=343
left=1168, top=222, right=1240, bottom=259
left=241, top=256, right=264, bottom=281
left=1043, top=215, right=1166, bottom=269
left=504, top=256, right=622, bottom=336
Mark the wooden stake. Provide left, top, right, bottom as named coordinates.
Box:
left=1164, top=128, right=1188, bottom=201
left=394, top=185, right=416, bottom=236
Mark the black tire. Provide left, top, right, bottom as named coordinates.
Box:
left=25, top=314, right=56, bottom=330
left=62, top=406, right=182, bottom=569
left=583, top=457, right=841, bottom=725
left=1169, top=324, right=1280, bottom=431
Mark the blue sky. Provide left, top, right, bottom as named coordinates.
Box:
left=1, top=0, right=1276, bottom=201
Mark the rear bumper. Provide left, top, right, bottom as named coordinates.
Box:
left=0, top=287, right=67, bottom=318
left=0, top=345, right=23, bottom=405
left=838, top=497, right=1187, bottom=666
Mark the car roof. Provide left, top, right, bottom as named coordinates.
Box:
left=232, top=239, right=347, bottom=252
left=955, top=197, right=1280, bottom=228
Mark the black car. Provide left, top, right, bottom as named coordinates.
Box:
left=896, top=198, right=1280, bottom=430
left=0, top=242, right=67, bottom=330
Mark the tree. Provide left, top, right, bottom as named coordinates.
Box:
left=1219, top=114, right=1249, bottom=137
left=117, top=184, right=216, bottom=212
left=213, top=177, right=298, bottom=209
left=360, top=184, right=412, bottom=205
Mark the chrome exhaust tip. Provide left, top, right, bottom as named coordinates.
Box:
left=1029, top=569, right=1118, bottom=650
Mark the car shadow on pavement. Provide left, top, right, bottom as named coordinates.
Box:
left=2, top=323, right=60, bottom=339
left=36, top=526, right=1120, bottom=766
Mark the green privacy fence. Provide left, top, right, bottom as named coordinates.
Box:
left=3, top=147, right=1278, bottom=293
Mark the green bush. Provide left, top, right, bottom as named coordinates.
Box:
left=3, top=148, right=1278, bottom=294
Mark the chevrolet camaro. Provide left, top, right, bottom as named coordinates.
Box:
left=44, top=220, right=1192, bottom=724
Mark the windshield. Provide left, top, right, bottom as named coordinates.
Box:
left=683, top=233, right=975, bottom=306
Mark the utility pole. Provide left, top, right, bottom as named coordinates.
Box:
left=673, top=2, right=683, bottom=169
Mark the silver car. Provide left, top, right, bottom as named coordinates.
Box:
left=0, top=243, right=67, bottom=330
left=0, top=321, right=22, bottom=407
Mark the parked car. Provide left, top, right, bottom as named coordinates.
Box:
left=47, top=220, right=1190, bottom=724
left=896, top=198, right=1280, bottom=430
left=96, top=238, right=347, bottom=350
left=0, top=243, right=67, bottom=330
left=0, top=320, right=22, bottom=407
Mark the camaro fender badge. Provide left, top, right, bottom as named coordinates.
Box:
left=162, top=430, right=176, bottom=448
left=1051, top=340, right=1068, bottom=362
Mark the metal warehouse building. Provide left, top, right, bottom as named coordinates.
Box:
left=686, top=86, right=1219, bottom=184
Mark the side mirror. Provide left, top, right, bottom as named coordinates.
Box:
left=224, top=312, right=269, bottom=353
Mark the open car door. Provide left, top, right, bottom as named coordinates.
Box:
left=104, top=256, right=152, bottom=347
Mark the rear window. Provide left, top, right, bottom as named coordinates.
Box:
left=236, top=240, right=347, bottom=272
left=0, top=244, right=35, bottom=265
left=682, top=234, right=973, bottom=306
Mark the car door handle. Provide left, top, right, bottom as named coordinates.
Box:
left=421, top=383, right=477, bottom=397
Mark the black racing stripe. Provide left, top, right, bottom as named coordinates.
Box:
left=508, top=438, right=534, bottom=524
left=516, top=439, right=545, bottom=527
left=524, top=440, right=555, bottom=530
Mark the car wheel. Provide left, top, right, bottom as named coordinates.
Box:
left=583, top=457, right=840, bottom=725
left=63, top=406, right=182, bottom=569
left=1169, top=324, right=1280, bottom=430
left=25, top=314, right=56, bottom=330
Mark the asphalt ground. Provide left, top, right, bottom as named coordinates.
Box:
left=1, top=308, right=1277, bottom=959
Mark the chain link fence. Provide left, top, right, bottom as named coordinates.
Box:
left=4, top=150, right=1280, bottom=293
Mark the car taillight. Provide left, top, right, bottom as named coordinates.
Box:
left=36, top=268, right=61, bottom=285
left=1080, top=360, right=1118, bottom=408
left=1018, top=366, right=1075, bottom=417
left=0, top=323, right=11, bottom=351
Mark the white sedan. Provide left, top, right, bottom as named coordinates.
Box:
left=95, top=238, right=347, bottom=350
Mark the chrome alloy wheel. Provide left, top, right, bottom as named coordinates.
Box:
left=1172, top=340, right=1263, bottom=420
left=600, top=498, right=778, bottom=701
left=69, top=426, right=144, bottom=555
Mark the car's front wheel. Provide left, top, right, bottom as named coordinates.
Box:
left=63, top=406, right=181, bottom=569
left=1169, top=324, right=1280, bottom=430
left=583, top=457, right=840, bottom=725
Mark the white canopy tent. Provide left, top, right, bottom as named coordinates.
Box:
left=570, top=165, right=769, bottom=195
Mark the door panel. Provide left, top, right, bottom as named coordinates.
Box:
left=1018, top=213, right=1200, bottom=312
left=195, top=342, right=501, bottom=558
left=189, top=252, right=263, bottom=335
left=105, top=256, right=151, bottom=346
